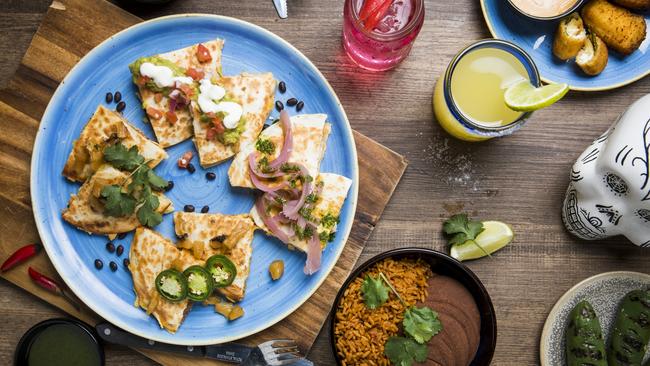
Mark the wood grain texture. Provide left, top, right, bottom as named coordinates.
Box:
left=1, top=0, right=650, bottom=365
left=0, top=0, right=407, bottom=365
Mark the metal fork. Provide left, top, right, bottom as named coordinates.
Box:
left=243, top=339, right=303, bottom=366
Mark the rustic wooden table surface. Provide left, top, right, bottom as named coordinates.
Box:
left=1, top=0, right=649, bottom=365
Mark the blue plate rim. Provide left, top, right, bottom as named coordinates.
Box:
left=30, top=13, right=359, bottom=346
left=479, top=0, right=650, bottom=92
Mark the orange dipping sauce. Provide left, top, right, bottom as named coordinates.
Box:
left=510, top=0, right=580, bottom=18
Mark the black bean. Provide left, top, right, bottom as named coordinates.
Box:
left=201, top=205, right=209, bottom=213
left=109, top=261, right=118, bottom=272
left=117, top=232, right=127, bottom=240
left=94, top=259, right=103, bottom=270
left=176, top=233, right=188, bottom=240
left=278, top=81, right=286, bottom=93
left=116, top=245, right=124, bottom=257
left=116, top=101, right=126, bottom=112
left=296, top=101, right=304, bottom=112
left=286, top=98, right=298, bottom=106
left=123, top=258, right=130, bottom=269
left=106, top=242, right=115, bottom=253
left=275, top=101, right=284, bottom=111
left=184, top=205, right=195, bottom=213
left=187, top=163, right=196, bottom=174
left=165, top=181, right=174, bottom=192
left=206, top=172, right=216, bottom=181
left=114, top=91, right=122, bottom=103
left=105, top=92, right=113, bottom=103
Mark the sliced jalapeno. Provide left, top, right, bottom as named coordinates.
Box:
left=155, top=269, right=188, bottom=302
left=183, top=265, right=214, bottom=302
left=205, top=254, right=237, bottom=288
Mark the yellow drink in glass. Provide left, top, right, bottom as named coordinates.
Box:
left=433, top=39, right=540, bottom=141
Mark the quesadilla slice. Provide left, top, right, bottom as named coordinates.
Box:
left=129, top=39, right=224, bottom=147
left=251, top=173, right=352, bottom=274
left=191, top=72, right=276, bottom=167
left=62, top=165, right=173, bottom=235
left=62, top=105, right=167, bottom=183
left=129, top=227, right=198, bottom=333
left=173, top=212, right=256, bottom=302
left=228, top=113, right=331, bottom=188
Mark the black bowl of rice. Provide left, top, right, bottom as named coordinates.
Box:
left=330, top=247, right=496, bottom=366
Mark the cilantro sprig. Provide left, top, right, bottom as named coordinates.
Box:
left=360, top=271, right=444, bottom=366
left=100, top=143, right=168, bottom=228
left=361, top=275, right=389, bottom=310
left=384, top=337, right=428, bottom=366
left=443, top=213, right=489, bottom=257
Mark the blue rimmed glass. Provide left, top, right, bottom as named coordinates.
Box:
left=440, top=39, right=541, bottom=140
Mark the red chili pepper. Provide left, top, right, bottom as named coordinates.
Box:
left=1, top=243, right=41, bottom=272
left=28, top=267, right=80, bottom=311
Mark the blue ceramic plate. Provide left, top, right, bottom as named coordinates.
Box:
left=31, top=15, right=358, bottom=345
left=480, top=0, right=650, bottom=91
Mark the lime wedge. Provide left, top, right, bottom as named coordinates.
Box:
left=450, top=221, right=513, bottom=261
left=504, top=80, right=569, bottom=112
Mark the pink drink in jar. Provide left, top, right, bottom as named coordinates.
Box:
left=342, top=0, right=424, bottom=71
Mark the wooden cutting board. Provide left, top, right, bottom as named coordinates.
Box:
left=0, top=0, right=407, bottom=364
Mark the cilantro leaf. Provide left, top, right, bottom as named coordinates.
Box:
left=443, top=213, right=489, bottom=256
left=361, top=275, right=389, bottom=310
left=146, top=169, right=168, bottom=191
left=384, top=336, right=428, bottom=366
left=100, top=185, right=136, bottom=217
left=136, top=190, right=162, bottom=228
left=103, top=144, right=144, bottom=171
left=403, top=306, right=443, bottom=344
left=443, top=213, right=485, bottom=246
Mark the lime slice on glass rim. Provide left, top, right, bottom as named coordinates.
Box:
left=504, top=80, right=569, bottom=112
left=450, top=221, right=514, bottom=261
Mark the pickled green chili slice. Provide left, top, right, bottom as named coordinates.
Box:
left=183, top=265, right=214, bottom=301
left=155, top=269, right=188, bottom=302
left=205, top=255, right=237, bottom=288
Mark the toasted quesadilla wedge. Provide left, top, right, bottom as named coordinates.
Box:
left=62, top=165, right=173, bottom=235
left=129, top=227, right=198, bottom=333
left=191, top=72, right=276, bottom=167
left=228, top=114, right=331, bottom=188
left=129, top=39, right=224, bottom=147
left=62, top=105, right=167, bottom=183
left=251, top=173, right=351, bottom=253
left=174, top=212, right=256, bottom=302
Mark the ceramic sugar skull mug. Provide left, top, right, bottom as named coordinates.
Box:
left=562, top=94, right=650, bottom=247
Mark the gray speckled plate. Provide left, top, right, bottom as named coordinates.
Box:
left=540, top=271, right=650, bottom=366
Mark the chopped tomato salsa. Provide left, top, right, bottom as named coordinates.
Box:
left=196, top=44, right=212, bottom=63
left=186, top=67, right=205, bottom=81
left=146, top=106, right=163, bottom=119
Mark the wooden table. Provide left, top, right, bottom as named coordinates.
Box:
left=1, top=0, right=649, bottom=365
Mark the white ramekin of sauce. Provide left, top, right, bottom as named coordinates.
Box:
left=507, top=0, right=584, bottom=20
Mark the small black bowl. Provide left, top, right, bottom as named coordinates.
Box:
left=329, top=247, right=497, bottom=365
left=14, top=318, right=104, bottom=366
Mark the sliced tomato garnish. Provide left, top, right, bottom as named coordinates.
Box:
left=166, top=111, right=178, bottom=125
left=146, top=106, right=163, bottom=120
left=154, top=93, right=163, bottom=103
left=186, top=67, right=205, bottom=81
left=360, top=0, right=393, bottom=31
left=196, top=44, right=212, bottom=63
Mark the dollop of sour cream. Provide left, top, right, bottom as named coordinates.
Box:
left=139, top=62, right=194, bottom=88
left=197, top=78, right=243, bottom=129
